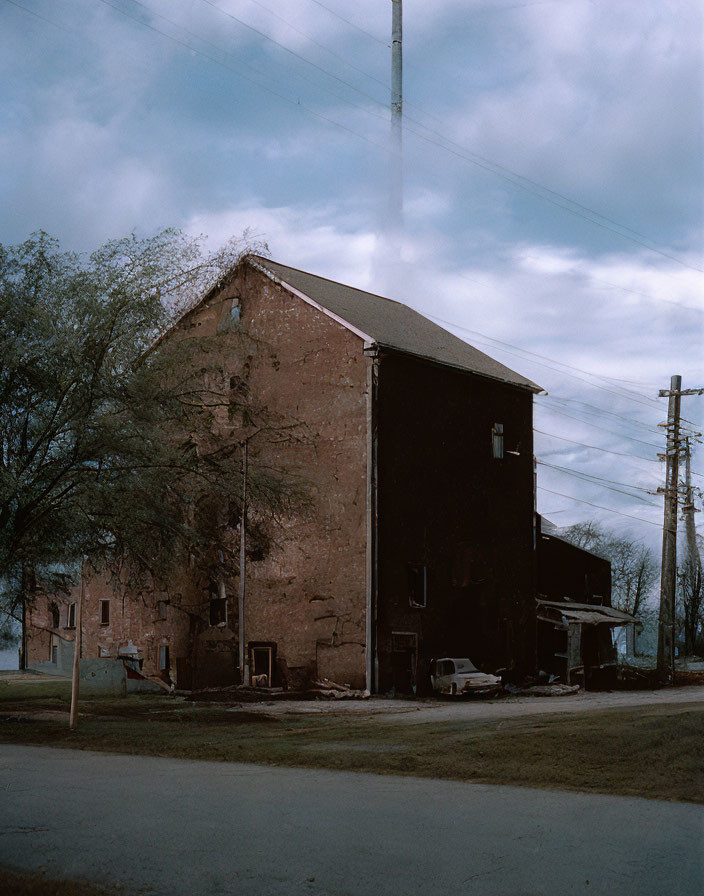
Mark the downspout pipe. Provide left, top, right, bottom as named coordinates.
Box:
left=365, top=346, right=379, bottom=693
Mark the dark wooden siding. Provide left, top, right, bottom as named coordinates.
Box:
left=375, top=349, right=536, bottom=692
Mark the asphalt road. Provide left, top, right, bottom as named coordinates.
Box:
left=1, top=745, right=702, bottom=896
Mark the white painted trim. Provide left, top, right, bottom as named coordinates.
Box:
left=249, top=259, right=376, bottom=346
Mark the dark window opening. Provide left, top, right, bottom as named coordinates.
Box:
left=67, top=602, right=76, bottom=629
left=50, top=602, right=60, bottom=629
left=209, top=596, right=227, bottom=627
left=492, top=423, right=504, bottom=459
left=408, top=564, right=428, bottom=608
left=157, top=600, right=168, bottom=621
left=99, top=600, right=110, bottom=626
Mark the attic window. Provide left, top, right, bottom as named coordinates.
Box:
left=408, top=564, right=427, bottom=609
left=492, top=423, right=504, bottom=459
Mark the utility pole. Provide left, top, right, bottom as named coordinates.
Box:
left=238, top=438, right=249, bottom=686
left=657, top=378, right=704, bottom=678
left=682, top=438, right=701, bottom=570
left=389, top=0, right=403, bottom=227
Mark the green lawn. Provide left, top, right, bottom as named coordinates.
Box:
left=1, top=685, right=702, bottom=804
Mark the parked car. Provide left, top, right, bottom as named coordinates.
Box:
left=429, top=658, right=502, bottom=697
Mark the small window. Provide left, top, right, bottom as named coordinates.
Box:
left=50, top=602, right=60, bottom=629
left=157, top=600, right=168, bottom=621
left=98, top=645, right=110, bottom=658
left=67, top=602, right=76, bottom=629
left=408, top=564, right=427, bottom=608
left=99, top=599, right=110, bottom=626
left=492, top=423, right=504, bottom=459
left=209, top=596, right=227, bottom=627
left=158, top=645, right=170, bottom=672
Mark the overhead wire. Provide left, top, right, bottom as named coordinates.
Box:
left=135, top=0, right=704, bottom=276
left=534, top=403, right=663, bottom=450
left=10, top=0, right=703, bottom=281
left=536, top=460, right=660, bottom=505
left=541, top=396, right=663, bottom=434
left=537, top=487, right=662, bottom=526
left=426, top=313, right=664, bottom=409
left=534, top=429, right=661, bottom=464
left=305, top=0, right=389, bottom=46
left=88, top=0, right=392, bottom=155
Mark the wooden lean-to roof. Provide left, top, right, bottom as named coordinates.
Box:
left=249, top=256, right=542, bottom=393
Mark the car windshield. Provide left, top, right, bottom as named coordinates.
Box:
left=454, top=659, right=478, bottom=673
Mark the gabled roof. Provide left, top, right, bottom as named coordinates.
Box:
left=249, top=256, right=542, bottom=393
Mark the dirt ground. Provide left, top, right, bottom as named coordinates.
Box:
left=213, top=684, right=704, bottom=724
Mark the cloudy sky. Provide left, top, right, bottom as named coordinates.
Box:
left=2, top=0, right=703, bottom=553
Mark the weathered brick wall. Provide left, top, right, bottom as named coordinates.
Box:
left=188, top=264, right=369, bottom=689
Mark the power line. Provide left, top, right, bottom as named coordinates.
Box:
left=515, top=253, right=703, bottom=315
left=15, top=0, right=702, bottom=279
left=90, top=0, right=390, bottom=155
left=126, top=0, right=704, bottom=276
left=542, top=396, right=663, bottom=436
left=535, top=403, right=663, bottom=450
left=534, top=429, right=660, bottom=464
left=537, top=487, right=662, bottom=527
left=305, top=0, right=389, bottom=46
left=426, top=313, right=663, bottom=409
left=536, top=460, right=660, bottom=505
left=536, top=393, right=662, bottom=447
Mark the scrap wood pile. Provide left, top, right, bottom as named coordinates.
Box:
left=309, top=678, right=369, bottom=699
left=504, top=683, right=580, bottom=697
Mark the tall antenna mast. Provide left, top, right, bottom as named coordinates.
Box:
left=390, top=0, right=403, bottom=228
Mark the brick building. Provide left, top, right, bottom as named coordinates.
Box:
left=25, top=255, right=549, bottom=692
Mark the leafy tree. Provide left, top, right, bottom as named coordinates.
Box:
left=0, top=230, right=301, bottom=636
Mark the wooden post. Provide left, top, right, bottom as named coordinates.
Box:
left=657, top=375, right=681, bottom=680
left=238, top=439, right=249, bottom=686
left=69, top=567, right=84, bottom=730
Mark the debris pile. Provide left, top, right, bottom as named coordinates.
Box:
left=310, top=678, right=369, bottom=699
left=504, top=683, right=580, bottom=697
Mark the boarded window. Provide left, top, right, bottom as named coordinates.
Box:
left=158, top=645, right=170, bottom=671
left=99, top=599, right=110, bottom=626
left=67, top=602, right=76, bottom=629
left=492, top=423, right=504, bottom=459
left=209, top=597, right=227, bottom=627
left=408, top=564, right=427, bottom=608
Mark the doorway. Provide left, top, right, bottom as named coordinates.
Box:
left=248, top=642, right=276, bottom=687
